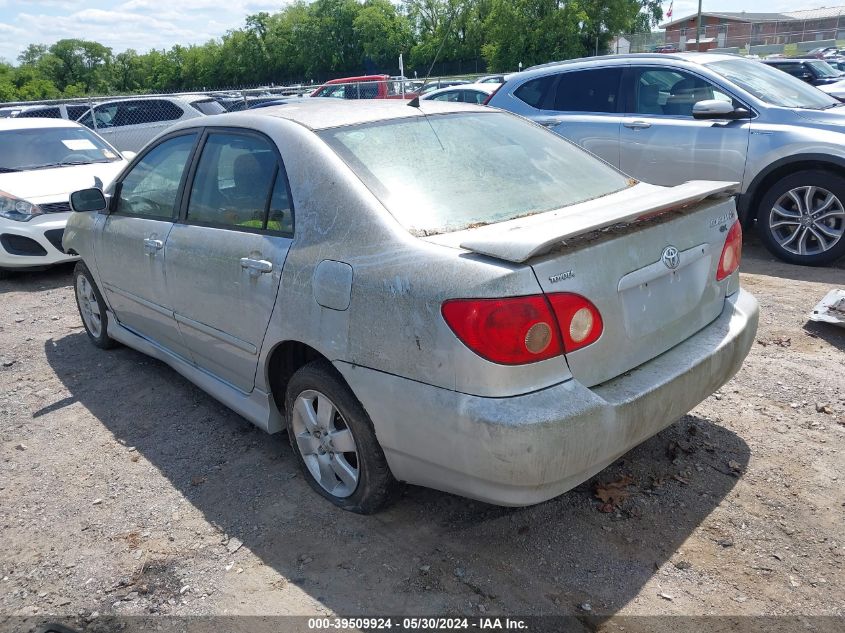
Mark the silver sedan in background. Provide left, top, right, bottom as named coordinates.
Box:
left=64, top=101, right=758, bottom=513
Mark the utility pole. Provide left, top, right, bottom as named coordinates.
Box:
left=696, top=0, right=703, bottom=49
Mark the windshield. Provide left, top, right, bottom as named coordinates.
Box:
left=707, top=58, right=838, bottom=109
left=807, top=60, right=841, bottom=78
left=0, top=126, right=121, bottom=171
left=319, top=112, right=633, bottom=235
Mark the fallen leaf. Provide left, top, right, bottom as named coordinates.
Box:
left=594, top=475, right=634, bottom=508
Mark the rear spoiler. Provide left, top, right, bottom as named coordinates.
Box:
left=455, top=181, right=738, bottom=263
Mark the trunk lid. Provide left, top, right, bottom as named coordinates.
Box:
left=426, top=181, right=740, bottom=387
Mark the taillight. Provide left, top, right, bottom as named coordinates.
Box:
left=546, top=293, right=604, bottom=352
left=441, top=295, right=562, bottom=365
left=481, top=85, right=501, bottom=105
left=716, top=221, right=742, bottom=281
left=441, top=292, right=603, bottom=365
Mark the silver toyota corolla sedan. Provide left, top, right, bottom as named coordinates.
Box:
left=64, top=101, right=758, bottom=513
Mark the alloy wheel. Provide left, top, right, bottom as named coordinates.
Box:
left=75, top=274, right=102, bottom=338
left=769, top=185, right=845, bottom=256
left=290, top=389, right=359, bottom=498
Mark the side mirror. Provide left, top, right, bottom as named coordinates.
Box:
left=692, top=100, right=751, bottom=120
left=122, top=150, right=136, bottom=161
left=800, top=73, right=814, bottom=82
left=70, top=188, right=107, bottom=213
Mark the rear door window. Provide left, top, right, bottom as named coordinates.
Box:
left=185, top=132, right=280, bottom=231
left=552, top=68, right=622, bottom=113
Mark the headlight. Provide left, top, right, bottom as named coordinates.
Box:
left=0, top=190, right=43, bottom=222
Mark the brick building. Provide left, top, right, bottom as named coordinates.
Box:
left=660, top=6, right=845, bottom=51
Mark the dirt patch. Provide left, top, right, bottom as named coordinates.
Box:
left=1, top=234, right=843, bottom=625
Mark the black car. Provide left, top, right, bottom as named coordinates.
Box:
left=762, top=58, right=843, bottom=86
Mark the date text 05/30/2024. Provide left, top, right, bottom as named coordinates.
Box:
left=307, top=618, right=529, bottom=630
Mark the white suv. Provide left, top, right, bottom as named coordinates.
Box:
left=76, top=95, right=225, bottom=152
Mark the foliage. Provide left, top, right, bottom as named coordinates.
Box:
left=0, top=0, right=661, bottom=102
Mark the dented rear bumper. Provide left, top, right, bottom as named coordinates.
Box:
left=335, top=289, right=759, bottom=506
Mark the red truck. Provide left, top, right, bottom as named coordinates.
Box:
left=310, top=74, right=418, bottom=99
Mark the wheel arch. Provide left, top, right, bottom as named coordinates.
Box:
left=264, top=340, right=333, bottom=419
left=738, top=154, right=845, bottom=226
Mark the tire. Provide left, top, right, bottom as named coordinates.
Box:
left=756, top=169, right=845, bottom=266
left=73, top=262, right=116, bottom=349
left=285, top=360, right=397, bottom=513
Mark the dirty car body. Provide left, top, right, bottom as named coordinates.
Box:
left=64, top=101, right=758, bottom=511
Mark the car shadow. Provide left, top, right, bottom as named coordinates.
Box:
left=803, top=321, right=845, bottom=352
left=44, top=332, right=749, bottom=619
left=0, top=262, right=75, bottom=294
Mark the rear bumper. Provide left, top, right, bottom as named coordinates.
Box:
left=0, top=213, right=78, bottom=270
left=336, top=289, right=759, bottom=506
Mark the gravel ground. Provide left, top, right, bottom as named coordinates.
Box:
left=0, top=235, right=843, bottom=631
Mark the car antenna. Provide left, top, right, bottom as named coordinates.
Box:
left=408, top=10, right=456, bottom=108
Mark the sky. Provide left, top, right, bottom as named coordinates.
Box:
left=0, top=0, right=824, bottom=64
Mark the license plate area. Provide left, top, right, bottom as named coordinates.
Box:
left=618, top=244, right=711, bottom=338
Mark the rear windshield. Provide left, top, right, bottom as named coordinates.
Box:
left=319, top=112, right=632, bottom=234
left=190, top=99, right=227, bottom=115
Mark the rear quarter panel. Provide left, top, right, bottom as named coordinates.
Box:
left=253, top=119, right=572, bottom=398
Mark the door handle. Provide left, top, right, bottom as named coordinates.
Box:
left=623, top=120, right=652, bottom=130
left=240, top=257, right=273, bottom=276
left=143, top=238, right=163, bottom=254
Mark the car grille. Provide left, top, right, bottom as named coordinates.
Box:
left=40, top=201, right=71, bottom=214
left=0, top=233, right=47, bottom=256
left=44, top=229, right=65, bottom=253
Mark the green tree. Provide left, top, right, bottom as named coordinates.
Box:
left=354, top=0, right=413, bottom=71
left=17, top=44, right=48, bottom=67
left=47, top=39, right=113, bottom=92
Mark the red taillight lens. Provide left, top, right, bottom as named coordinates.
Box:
left=441, top=292, right=604, bottom=364
left=481, top=85, right=501, bottom=105
left=716, top=221, right=742, bottom=281
left=546, top=293, right=604, bottom=352
left=441, top=295, right=562, bottom=365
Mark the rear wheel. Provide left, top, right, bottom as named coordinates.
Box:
left=757, top=170, right=845, bottom=266
left=74, top=263, right=116, bottom=349
left=285, top=360, right=397, bottom=513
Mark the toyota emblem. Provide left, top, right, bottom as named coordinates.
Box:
left=661, top=245, right=680, bottom=270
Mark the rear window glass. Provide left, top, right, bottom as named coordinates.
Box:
left=319, top=112, right=632, bottom=235
left=190, top=99, right=227, bottom=115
